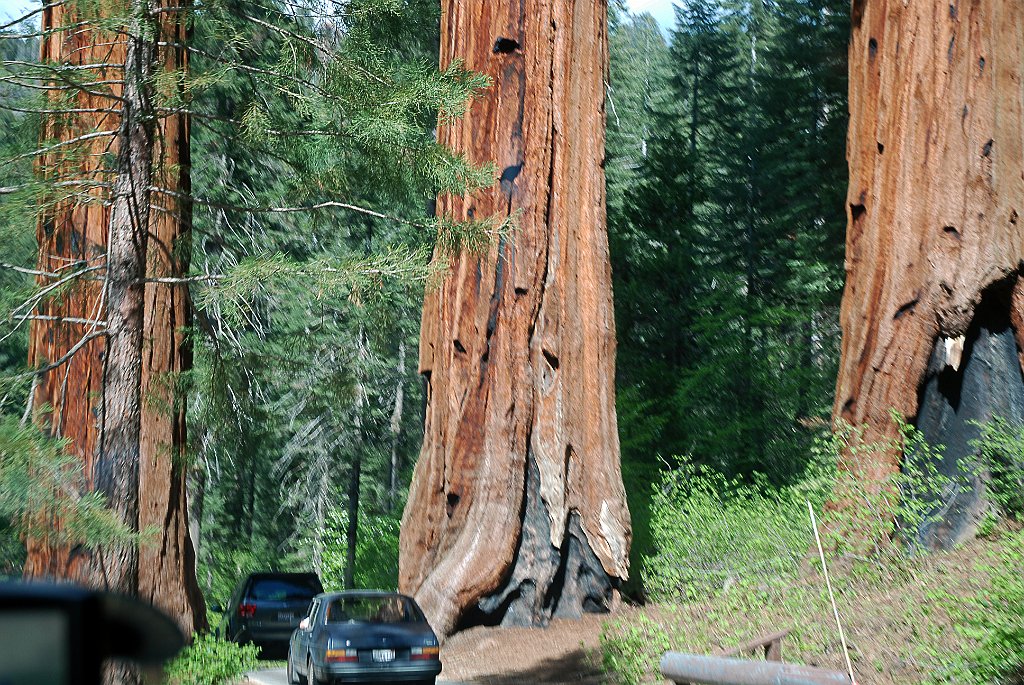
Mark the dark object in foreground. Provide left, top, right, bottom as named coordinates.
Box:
left=288, top=590, right=441, bottom=685
left=0, top=580, right=185, bottom=685
left=660, top=651, right=850, bottom=685
left=218, top=572, right=323, bottom=656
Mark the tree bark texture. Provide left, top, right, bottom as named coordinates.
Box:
left=835, top=0, right=1024, bottom=547
left=388, top=341, right=406, bottom=512
left=137, top=0, right=207, bottom=633
left=399, top=0, right=630, bottom=637
left=24, top=0, right=205, bottom=635
left=346, top=327, right=368, bottom=591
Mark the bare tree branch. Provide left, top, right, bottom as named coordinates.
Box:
left=0, top=18, right=92, bottom=40
left=0, top=0, right=67, bottom=31
left=0, top=129, right=118, bottom=168
left=12, top=330, right=108, bottom=380
left=0, top=75, right=125, bottom=99
left=9, top=264, right=105, bottom=323
left=149, top=186, right=426, bottom=226
left=2, top=60, right=123, bottom=72
left=0, top=263, right=61, bottom=278
left=0, top=179, right=113, bottom=195
left=22, top=314, right=107, bottom=326
left=0, top=103, right=121, bottom=115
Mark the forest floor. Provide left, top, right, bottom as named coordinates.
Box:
left=249, top=527, right=1021, bottom=685
left=438, top=611, right=616, bottom=684
left=599, top=526, right=1024, bottom=685
left=445, top=525, right=1021, bottom=685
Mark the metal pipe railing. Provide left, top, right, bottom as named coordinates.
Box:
left=660, top=652, right=852, bottom=685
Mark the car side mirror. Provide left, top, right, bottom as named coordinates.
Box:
left=0, top=581, right=185, bottom=685
left=299, top=618, right=310, bottom=631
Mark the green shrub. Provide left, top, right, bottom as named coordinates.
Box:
left=930, top=530, right=1024, bottom=684
left=165, top=633, right=260, bottom=685
left=319, top=509, right=401, bottom=591
left=807, top=416, right=981, bottom=558
left=971, top=416, right=1024, bottom=519
left=642, top=455, right=831, bottom=599
left=641, top=416, right=994, bottom=604
left=600, top=615, right=671, bottom=685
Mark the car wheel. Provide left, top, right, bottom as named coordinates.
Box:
left=286, top=649, right=301, bottom=685
left=307, top=654, right=325, bottom=685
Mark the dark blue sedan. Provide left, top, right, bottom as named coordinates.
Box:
left=287, top=590, right=442, bottom=685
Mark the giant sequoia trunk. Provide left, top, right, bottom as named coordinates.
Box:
left=399, top=0, right=631, bottom=637
left=834, top=0, right=1023, bottom=547
left=24, top=0, right=205, bottom=635
left=137, top=3, right=207, bottom=633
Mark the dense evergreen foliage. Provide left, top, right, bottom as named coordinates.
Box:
left=182, top=0, right=458, bottom=602
left=0, top=0, right=485, bottom=599
left=3, top=5, right=1023, bottom=683
left=606, top=0, right=849, bottom=593
left=0, top=0, right=849, bottom=599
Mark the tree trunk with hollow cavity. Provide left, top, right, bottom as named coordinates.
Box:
left=399, top=0, right=631, bottom=637
left=24, top=0, right=205, bottom=636
left=834, top=0, right=1024, bottom=548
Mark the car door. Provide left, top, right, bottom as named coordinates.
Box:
left=295, top=598, right=320, bottom=673
left=310, top=599, right=330, bottom=667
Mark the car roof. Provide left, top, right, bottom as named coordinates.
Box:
left=315, top=590, right=412, bottom=601
left=247, top=572, right=320, bottom=579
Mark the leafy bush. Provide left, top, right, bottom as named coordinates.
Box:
left=971, top=416, right=1024, bottom=518
left=165, top=633, right=260, bottom=685
left=320, top=509, right=401, bottom=591
left=642, top=455, right=831, bottom=599
left=600, top=615, right=671, bottom=685
left=642, top=416, right=989, bottom=602
left=930, top=530, right=1024, bottom=685
left=814, top=417, right=974, bottom=556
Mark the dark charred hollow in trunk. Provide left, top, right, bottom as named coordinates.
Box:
left=455, top=454, right=615, bottom=631
left=912, top=279, right=1024, bottom=549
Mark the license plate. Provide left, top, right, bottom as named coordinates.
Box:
left=277, top=612, right=294, bottom=622
left=372, top=649, right=395, bottom=663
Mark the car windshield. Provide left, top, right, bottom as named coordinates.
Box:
left=325, top=595, right=423, bottom=624
left=249, top=577, right=321, bottom=602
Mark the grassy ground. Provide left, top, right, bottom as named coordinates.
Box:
left=601, top=524, right=1024, bottom=685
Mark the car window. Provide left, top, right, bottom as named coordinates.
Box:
left=248, top=578, right=321, bottom=602
left=325, top=596, right=423, bottom=624
left=307, top=599, right=320, bottom=623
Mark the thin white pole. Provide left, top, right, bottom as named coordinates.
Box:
left=808, top=501, right=856, bottom=684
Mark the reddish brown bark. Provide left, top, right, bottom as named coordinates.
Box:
left=399, top=0, right=630, bottom=637
left=25, top=0, right=123, bottom=582
left=24, top=0, right=205, bottom=634
left=834, top=0, right=1024, bottom=542
left=137, top=7, right=207, bottom=633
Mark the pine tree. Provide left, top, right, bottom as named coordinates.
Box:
left=608, top=0, right=849, bottom=523
left=1, top=0, right=492, bottom=641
